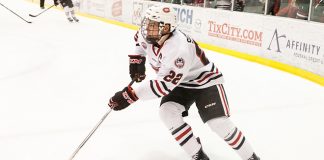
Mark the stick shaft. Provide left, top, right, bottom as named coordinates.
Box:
left=68, top=109, right=113, bottom=160
left=0, top=3, right=32, bottom=23
left=69, top=80, right=135, bottom=160
left=29, top=5, right=55, bottom=17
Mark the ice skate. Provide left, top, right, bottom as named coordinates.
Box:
left=72, top=16, right=79, bottom=22
left=191, top=148, right=209, bottom=160
left=67, top=17, right=73, bottom=22
left=248, top=153, right=260, bottom=160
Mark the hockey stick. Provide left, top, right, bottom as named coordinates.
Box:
left=0, top=2, right=32, bottom=23
left=68, top=80, right=135, bottom=160
left=29, top=5, right=55, bottom=17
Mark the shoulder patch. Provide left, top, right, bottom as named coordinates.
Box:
left=174, top=57, right=185, bottom=69
left=141, top=42, right=147, bottom=49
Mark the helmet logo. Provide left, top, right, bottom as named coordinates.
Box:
left=163, top=7, right=170, bottom=13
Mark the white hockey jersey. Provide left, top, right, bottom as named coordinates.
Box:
left=132, top=29, right=224, bottom=100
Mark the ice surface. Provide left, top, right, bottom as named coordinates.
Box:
left=0, top=1, right=323, bottom=160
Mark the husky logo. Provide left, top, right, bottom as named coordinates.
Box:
left=267, top=29, right=286, bottom=53
left=174, top=57, right=185, bottom=68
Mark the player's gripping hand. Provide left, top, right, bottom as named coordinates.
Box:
left=54, top=0, right=59, bottom=6
left=108, top=86, right=138, bottom=111
left=129, top=55, right=146, bottom=82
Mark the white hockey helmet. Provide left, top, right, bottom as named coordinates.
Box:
left=140, top=5, right=177, bottom=44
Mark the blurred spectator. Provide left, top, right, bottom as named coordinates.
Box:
left=234, top=0, right=246, bottom=11
left=265, top=0, right=281, bottom=15
left=153, top=0, right=322, bottom=23
left=161, top=0, right=173, bottom=3
left=296, top=0, right=310, bottom=20
left=276, top=0, right=298, bottom=17
left=161, top=0, right=181, bottom=4
left=276, top=0, right=310, bottom=20
left=311, top=0, right=324, bottom=22
left=183, top=0, right=194, bottom=5
left=172, top=0, right=181, bottom=4
left=244, top=0, right=264, bottom=13
left=205, top=0, right=217, bottom=8
left=214, top=0, right=244, bottom=11
left=182, top=0, right=204, bottom=6
left=194, top=0, right=205, bottom=6
left=215, top=0, right=232, bottom=10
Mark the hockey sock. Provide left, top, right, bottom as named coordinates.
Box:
left=70, top=9, right=76, bottom=17
left=64, top=7, right=72, bottom=17
left=159, top=102, right=201, bottom=156
left=207, top=117, right=255, bottom=160
left=171, top=122, right=201, bottom=156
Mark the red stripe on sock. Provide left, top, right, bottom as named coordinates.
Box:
left=230, top=131, right=242, bottom=146
left=175, top=127, right=192, bottom=141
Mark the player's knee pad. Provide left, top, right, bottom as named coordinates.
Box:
left=159, top=102, right=186, bottom=129
left=206, top=116, right=236, bottom=138
left=63, top=6, right=69, bottom=13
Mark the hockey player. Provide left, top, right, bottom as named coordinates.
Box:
left=108, top=5, right=260, bottom=160
left=40, top=0, right=45, bottom=9
left=54, top=0, right=79, bottom=22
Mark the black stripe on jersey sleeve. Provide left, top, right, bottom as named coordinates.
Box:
left=189, top=71, right=208, bottom=82
left=134, top=31, right=139, bottom=42
left=194, top=41, right=209, bottom=65
left=150, top=80, right=161, bottom=98
left=211, top=63, right=215, bottom=72
left=189, top=64, right=215, bottom=82
left=160, top=81, right=172, bottom=93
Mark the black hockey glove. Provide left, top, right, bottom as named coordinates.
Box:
left=54, top=0, right=59, bottom=6
left=129, top=55, right=146, bottom=82
left=108, top=86, right=138, bottom=111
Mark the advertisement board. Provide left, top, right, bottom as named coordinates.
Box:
left=26, top=0, right=324, bottom=83
left=262, top=19, right=324, bottom=76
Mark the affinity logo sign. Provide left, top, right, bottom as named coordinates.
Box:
left=267, top=29, right=286, bottom=53
left=267, top=29, right=322, bottom=64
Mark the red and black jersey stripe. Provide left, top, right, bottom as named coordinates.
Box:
left=134, top=31, right=140, bottom=46
left=180, top=63, right=223, bottom=87
left=194, top=41, right=209, bottom=65
left=150, top=80, right=171, bottom=98
left=134, top=31, right=139, bottom=42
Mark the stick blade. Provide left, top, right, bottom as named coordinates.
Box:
left=29, top=14, right=36, bottom=17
